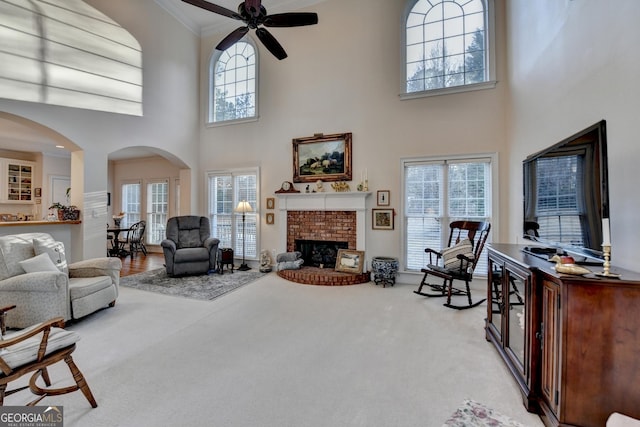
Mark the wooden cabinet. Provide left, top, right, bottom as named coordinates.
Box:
left=1, top=159, right=34, bottom=203
left=487, top=244, right=640, bottom=427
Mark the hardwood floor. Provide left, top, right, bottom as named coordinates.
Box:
left=117, top=252, right=165, bottom=277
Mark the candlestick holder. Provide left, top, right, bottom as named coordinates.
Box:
left=595, top=244, right=621, bottom=278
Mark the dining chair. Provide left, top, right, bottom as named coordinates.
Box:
left=127, top=220, right=147, bottom=258
left=107, top=223, right=115, bottom=256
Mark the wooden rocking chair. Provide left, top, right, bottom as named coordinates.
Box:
left=0, top=305, right=97, bottom=407
left=413, top=221, right=491, bottom=310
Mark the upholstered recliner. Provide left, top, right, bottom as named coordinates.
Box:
left=0, top=232, right=122, bottom=329
left=161, top=216, right=220, bottom=276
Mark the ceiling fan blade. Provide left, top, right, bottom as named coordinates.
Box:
left=243, top=0, right=262, bottom=18
left=216, top=26, right=250, bottom=51
left=181, top=0, right=242, bottom=20
left=256, top=28, right=287, bottom=60
left=263, top=12, right=318, bottom=27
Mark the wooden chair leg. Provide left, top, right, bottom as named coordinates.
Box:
left=65, top=355, right=98, bottom=408
left=414, top=272, right=448, bottom=297
left=0, top=383, right=6, bottom=406
left=492, top=277, right=503, bottom=313
left=444, top=280, right=487, bottom=310
left=40, top=367, right=51, bottom=387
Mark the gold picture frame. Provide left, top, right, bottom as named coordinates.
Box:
left=335, top=249, right=365, bottom=274
left=266, top=197, right=275, bottom=209
left=292, top=132, right=352, bottom=183
left=266, top=213, right=275, bottom=225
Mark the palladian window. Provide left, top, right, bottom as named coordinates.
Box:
left=209, top=40, right=258, bottom=125
left=403, top=0, right=495, bottom=98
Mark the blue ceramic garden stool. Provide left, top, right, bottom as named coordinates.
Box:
left=372, top=256, right=399, bottom=288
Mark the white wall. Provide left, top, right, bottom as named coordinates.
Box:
left=506, top=0, right=640, bottom=271
left=0, top=0, right=200, bottom=259
left=199, top=0, right=509, bottom=269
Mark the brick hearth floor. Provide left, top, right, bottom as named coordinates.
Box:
left=277, top=266, right=370, bottom=286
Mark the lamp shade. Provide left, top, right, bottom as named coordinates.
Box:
left=235, top=200, right=252, bottom=213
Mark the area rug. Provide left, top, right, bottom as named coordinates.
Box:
left=120, top=268, right=266, bottom=301
left=442, top=399, right=529, bottom=427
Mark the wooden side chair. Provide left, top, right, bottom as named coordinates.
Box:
left=0, top=305, right=97, bottom=407
left=413, top=221, right=491, bottom=310
left=127, top=220, right=147, bottom=258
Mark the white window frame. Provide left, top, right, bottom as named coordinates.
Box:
left=400, top=0, right=497, bottom=100
left=401, top=153, right=499, bottom=276
left=206, top=167, right=260, bottom=261
left=120, top=180, right=141, bottom=228
left=207, top=37, right=260, bottom=127
left=146, top=179, right=169, bottom=245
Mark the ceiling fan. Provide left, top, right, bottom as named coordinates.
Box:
left=182, top=0, right=319, bottom=60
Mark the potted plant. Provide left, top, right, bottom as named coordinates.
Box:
left=65, top=205, right=81, bottom=221
left=48, top=202, right=81, bottom=221
left=49, top=202, right=67, bottom=221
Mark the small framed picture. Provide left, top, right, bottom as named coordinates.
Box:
left=335, top=249, right=365, bottom=274
left=377, top=190, right=390, bottom=206
left=372, top=208, right=394, bottom=230
left=34, top=187, right=42, bottom=198
left=266, top=213, right=275, bottom=225
left=266, top=197, right=275, bottom=210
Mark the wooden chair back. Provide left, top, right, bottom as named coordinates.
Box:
left=446, top=220, right=491, bottom=272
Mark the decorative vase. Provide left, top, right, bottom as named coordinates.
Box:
left=371, top=256, right=399, bottom=288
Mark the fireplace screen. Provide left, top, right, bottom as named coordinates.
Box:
left=295, top=240, right=348, bottom=268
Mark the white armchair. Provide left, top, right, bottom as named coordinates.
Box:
left=0, top=232, right=122, bottom=329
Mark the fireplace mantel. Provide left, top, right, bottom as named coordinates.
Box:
left=276, top=191, right=370, bottom=211
left=276, top=192, right=371, bottom=252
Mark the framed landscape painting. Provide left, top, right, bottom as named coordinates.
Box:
left=292, top=132, right=352, bottom=183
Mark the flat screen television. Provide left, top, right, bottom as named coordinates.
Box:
left=522, top=120, right=609, bottom=261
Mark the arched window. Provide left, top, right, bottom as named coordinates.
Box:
left=209, top=40, right=258, bottom=125
left=403, top=0, right=495, bottom=98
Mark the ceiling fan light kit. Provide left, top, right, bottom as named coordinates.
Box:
left=182, top=0, right=319, bottom=60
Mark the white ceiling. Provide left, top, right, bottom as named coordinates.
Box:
left=0, top=118, right=66, bottom=157
left=0, top=0, right=326, bottom=161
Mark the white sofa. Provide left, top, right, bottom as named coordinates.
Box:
left=0, top=232, right=122, bottom=328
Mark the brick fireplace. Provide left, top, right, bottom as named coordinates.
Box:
left=286, top=210, right=356, bottom=253
left=276, top=192, right=369, bottom=253
left=276, top=192, right=371, bottom=285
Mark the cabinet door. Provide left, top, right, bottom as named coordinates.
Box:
left=504, top=267, right=529, bottom=378
left=487, top=256, right=504, bottom=342
left=540, top=279, right=560, bottom=416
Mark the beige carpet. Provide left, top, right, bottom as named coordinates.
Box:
left=4, top=274, right=544, bottom=427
